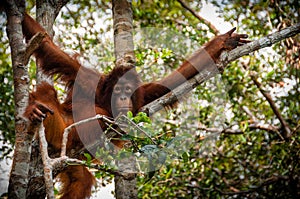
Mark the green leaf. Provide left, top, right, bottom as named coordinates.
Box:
left=181, top=152, right=189, bottom=163
left=84, top=153, right=92, bottom=167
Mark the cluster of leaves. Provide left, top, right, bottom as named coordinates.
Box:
left=90, top=111, right=184, bottom=172
left=139, top=133, right=299, bottom=198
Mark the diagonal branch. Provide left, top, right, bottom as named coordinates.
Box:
left=247, top=70, right=291, bottom=139
left=177, top=0, right=219, bottom=35
left=217, top=23, right=300, bottom=69
left=141, top=23, right=300, bottom=115
left=197, top=123, right=282, bottom=137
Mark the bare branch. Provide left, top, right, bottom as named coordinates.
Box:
left=197, top=120, right=285, bottom=142
left=248, top=71, right=291, bottom=139
left=141, top=23, right=300, bottom=115
left=61, top=114, right=116, bottom=157
left=117, top=115, right=157, bottom=145
left=218, top=23, right=300, bottom=69
left=241, top=60, right=291, bottom=139
left=177, top=0, right=219, bottom=35
left=242, top=106, right=258, bottom=122
left=198, top=123, right=279, bottom=135
left=198, top=126, right=243, bottom=135
left=38, top=124, right=55, bottom=199
left=51, top=157, right=126, bottom=178
left=241, top=105, right=285, bottom=140
left=34, top=113, right=132, bottom=198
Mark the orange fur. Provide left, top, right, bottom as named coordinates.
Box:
left=58, top=166, right=96, bottom=199
left=22, top=13, right=248, bottom=199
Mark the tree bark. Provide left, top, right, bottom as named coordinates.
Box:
left=26, top=1, right=68, bottom=198
left=141, top=23, right=300, bottom=115
left=113, top=0, right=136, bottom=68
left=112, top=0, right=138, bottom=198
left=4, top=1, right=32, bottom=198
left=35, top=0, right=68, bottom=82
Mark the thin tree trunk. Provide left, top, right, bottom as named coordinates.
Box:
left=5, top=1, right=32, bottom=198
left=112, top=0, right=138, bottom=198
left=26, top=1, right=68, bottom=198
left=113, top=0, right=136, bottom=68
left=35, top=0, right=66, bottom=83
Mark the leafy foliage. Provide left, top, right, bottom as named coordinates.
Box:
left=1, top=0, right=299, bottom=197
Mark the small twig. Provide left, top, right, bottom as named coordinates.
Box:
left=60, top=113, right=158, bottom=157
left=242, top=106, right=258, bottom=122
left=104, top=123, right=124, bottom=137
left=117, top=115, right=157, bottom=145
left=50, top=156, right=123, bottom=177
left=23, top=32, right=46, bottom=65
left=241, top=105, right=285, bottom=140
left=290, top=123, right=300, bottom=137
left=252, top=78, right=291, bottom=138
left=198, top=126, right=243, bottom=135
left=61, top=114, right=116, bottom=156
left=176, top=0, right=219, bottom=35
left=198, top=122, right=281, bottom=137
left=65, top=158, right=122, bottom=176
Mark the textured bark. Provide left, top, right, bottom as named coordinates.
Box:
left=114, top=157, right=138, bottom=199
left=113, top=0, right=136, bottom=68
left=35, top=0, right=68, bottom=83
left=26, top=1, right=69, bottom=198
left=112, top=0, right=138, bottom=198
left=5, top=1, right=32, bottom=198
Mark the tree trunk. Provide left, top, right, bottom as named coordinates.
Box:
left=112, top=0, right=136, bottom=68
left=5, top=1, right=32, bottom=198
left=112, top=0, right=138, bottom=198
left=26, top=1, right=68, bottom=198
left=35, top=0, right=63, bottom=83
